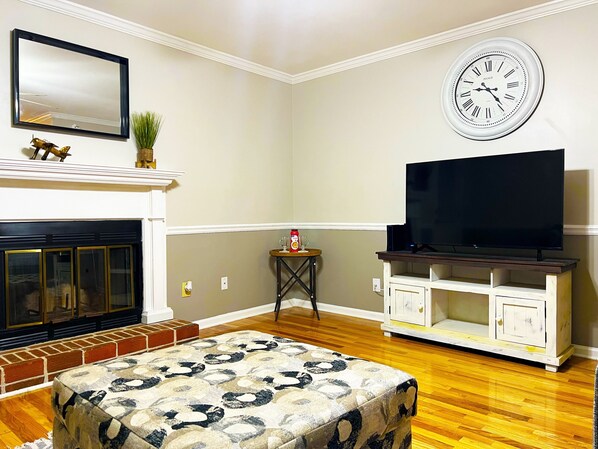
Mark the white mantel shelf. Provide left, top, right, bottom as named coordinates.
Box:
left=0, top=158, right=183, bottom=186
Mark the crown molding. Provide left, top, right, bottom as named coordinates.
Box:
left=18, top=0, right=293, bottom=84
left=291, top=0, right=598, bottom=83
left=20, top=0, right=598, bottom=85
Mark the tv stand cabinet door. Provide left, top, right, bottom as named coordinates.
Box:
left=389, top=284, right=425, bottom=326
left=496, top=296, right=546, bottom=348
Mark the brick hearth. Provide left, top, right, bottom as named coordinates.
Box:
left=0, top=319, right=199, bottom=394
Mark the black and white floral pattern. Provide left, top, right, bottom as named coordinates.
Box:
left=52, top=331, right=417, bottom=449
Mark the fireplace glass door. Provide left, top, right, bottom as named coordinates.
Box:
left=77, top=247, right=107, bottom=317
left=44, top=249, right=74, bottom=323
left=4, top=244, right=135, bottom=329
left=5, top=250, right=43, bottom=328
left=108, top=246, right=134, bottom=311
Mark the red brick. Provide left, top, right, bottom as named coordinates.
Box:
left=94, top=335, right=113, bottom=343
left=46, top=350, right=83, bottom=373
left=15, top=351, right=35, bottom=360
left=86, top=337, right=104, bottom=345
left=84, top=343, right=117, bottom=364
left=4, top=353, right=22, bottom=363
left=3, top=358, right=44, bottom=383
left=31, top=345, right=59, bottom=355
left=51, top=344, right=70, bottom=352
left=104, top=332, right=123, bottom=341
left=29, top=349, right=48, bottom=358
left=117, top=336, right=147, bottom=356
left=5, top=376, right=45, bottom=393
left=176, top=324, right=199, bottom=342
left=64, top=341, right=85, bottom=349
left=73, top=339, right=95, bottom=348
left=148, top=329, right=174, bottom=349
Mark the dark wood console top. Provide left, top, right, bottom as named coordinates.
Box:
left=376, top=251, right=578, bottom=274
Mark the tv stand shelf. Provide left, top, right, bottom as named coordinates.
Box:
left=377, top=251, right=577, bottom=371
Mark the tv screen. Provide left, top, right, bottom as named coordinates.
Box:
left=406, top=149, right=564, bottom=251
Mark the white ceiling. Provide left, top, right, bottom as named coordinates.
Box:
left=66, top=0, right=552, bottom=75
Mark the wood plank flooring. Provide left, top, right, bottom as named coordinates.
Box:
left=0, top=307, right=595, bottom=448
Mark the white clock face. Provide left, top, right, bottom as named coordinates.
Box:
left=442, top=38, right=543, bottom=140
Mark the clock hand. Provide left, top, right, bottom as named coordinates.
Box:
left=480, top=82, right=498, bottom=91
left=473, top=82, right=502, bottom=104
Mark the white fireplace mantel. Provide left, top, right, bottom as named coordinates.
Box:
left=0, top=158, right=184, bottom=324
left=0, top=158, right=182, bottom=186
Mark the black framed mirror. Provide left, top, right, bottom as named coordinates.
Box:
left=12, top=29, right=129, bottom=139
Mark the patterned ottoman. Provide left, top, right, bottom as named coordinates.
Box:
left=52, top=330, right=417, bottom=449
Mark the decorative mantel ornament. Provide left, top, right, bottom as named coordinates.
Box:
left=132, top=111, right=162, bottom=169
left=29, top=135, right=72, bottom=162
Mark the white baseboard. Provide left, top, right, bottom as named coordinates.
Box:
left=194, top=298, right=383, bottom=329
left=0, top=380, right=53, bottom=400
left=573, top=344, right=598, bottom=360
left=288, top=298, right=384, bottom=322
left=194, top=300, right=295, bottom=328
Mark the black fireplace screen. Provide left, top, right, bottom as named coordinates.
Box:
left=1, top=220, right=142, bottom=349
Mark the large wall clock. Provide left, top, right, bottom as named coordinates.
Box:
left=441, top=37, right=544, bottom=140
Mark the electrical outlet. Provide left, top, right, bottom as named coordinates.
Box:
left=372, top=278, right=381, bottom=292
left=221, top=276, right=228, bottom=290
left=182, top=280, right=192, bottom=297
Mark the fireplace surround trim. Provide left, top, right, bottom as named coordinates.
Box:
left=0, top=158, right=183, bottom=326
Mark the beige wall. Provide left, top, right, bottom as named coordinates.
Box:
left=291, top=5, right=598, bottom=225
left=0, top=0, right=294, bottom=226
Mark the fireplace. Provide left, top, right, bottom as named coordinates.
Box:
left=1, top=220, right=143, bottom=350
left=0, top=158, right=183, bottom=350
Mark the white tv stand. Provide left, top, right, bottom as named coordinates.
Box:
left=377, top=251, right=577, bottom=372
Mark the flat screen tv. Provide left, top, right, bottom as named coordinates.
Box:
left=405, top=149, right=564, bottom=254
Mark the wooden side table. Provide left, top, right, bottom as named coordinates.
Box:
left=269, top=248, right=321, bottom=321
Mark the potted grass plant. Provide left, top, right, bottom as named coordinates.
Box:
left=132, top=111, right=162, bottom=169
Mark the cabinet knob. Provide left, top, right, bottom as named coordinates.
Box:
left=418, top=306, right=424, bottom=313
left=497, top=318, right=503, bottom=326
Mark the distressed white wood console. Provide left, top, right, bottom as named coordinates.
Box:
left=377, top=251, right=577, bottom=371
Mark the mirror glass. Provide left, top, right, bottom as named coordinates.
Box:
left=12, top=29, right=129, bottom=138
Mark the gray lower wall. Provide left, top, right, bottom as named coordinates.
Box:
left=167, top=231, right=281, bottom=320
left=167, top=230, right=597, bottom=348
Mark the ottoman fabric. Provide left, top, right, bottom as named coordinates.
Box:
left=52, top=330, right=417, bottom=448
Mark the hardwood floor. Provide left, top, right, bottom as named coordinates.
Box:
left=0, top=307, right=595, bottom=448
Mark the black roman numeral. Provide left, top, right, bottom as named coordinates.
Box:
left=497, top=61, right=505, bottom=73
left=486, top=108, right=492, bottom=119
left=504, top=93, right=516, bottom=101
left=472, top=66, right=482, bottom=77
left=504, top=69, right=515, bottom=78
left=463, top=99, right=474, bottom=111
left=485, top=60, right=493, bottom=72
left=460, top=91, right=471, bottom=97
left=507, top=81, right=519, bottom=89
left=472, top=106, right=481, bottom=118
